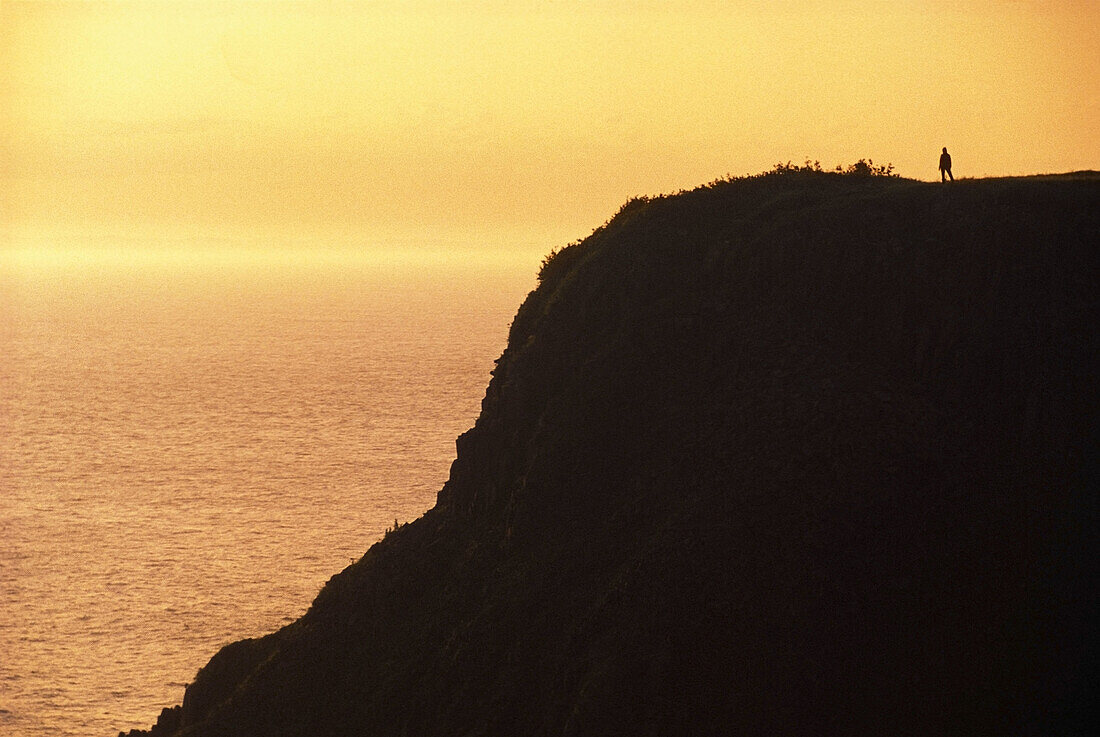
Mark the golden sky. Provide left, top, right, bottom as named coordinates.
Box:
left=2, top=0, right=1097, bottom=248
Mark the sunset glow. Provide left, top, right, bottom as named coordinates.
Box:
left=4, top=4, right=1098, bottom=735
left=3, top=0, right=1098, bottom=247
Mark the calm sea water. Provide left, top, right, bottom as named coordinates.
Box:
left=0, top=246, right=537, bottom=736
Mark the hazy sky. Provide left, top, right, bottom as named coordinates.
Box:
left=2, top=0, right=1097, bottom=248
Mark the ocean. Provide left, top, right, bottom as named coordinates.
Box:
left=0, top=245, right=538, bottom=736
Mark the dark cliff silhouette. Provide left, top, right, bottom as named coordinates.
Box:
left=124, top=170, right=1098, bottom=737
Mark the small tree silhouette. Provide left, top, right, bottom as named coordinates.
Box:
left=769, top=160, right=825, bottom=175
left=837, top=159, right=895, bottom=177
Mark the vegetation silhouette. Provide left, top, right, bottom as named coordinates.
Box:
left=760, top=157, right=897, bottom=177
left=125, top=170, right=1098, bottom=737
left=539, top=159, right=897, bottom=284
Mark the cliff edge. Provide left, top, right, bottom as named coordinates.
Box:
left=126, top=171, right=1098, bottom=736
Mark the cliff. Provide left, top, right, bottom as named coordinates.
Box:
left=125, top=171, right=1098, bottom=736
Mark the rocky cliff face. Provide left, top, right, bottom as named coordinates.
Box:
left=126, top=172, right=1098, bottom=736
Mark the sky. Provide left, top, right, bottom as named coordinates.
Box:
left=2, top=0, right=1097, bottom=251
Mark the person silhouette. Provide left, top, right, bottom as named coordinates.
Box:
left=939, top=147, right=953, bottom=182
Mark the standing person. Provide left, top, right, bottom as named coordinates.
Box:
left=939, top=147, right=953, bottom=182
